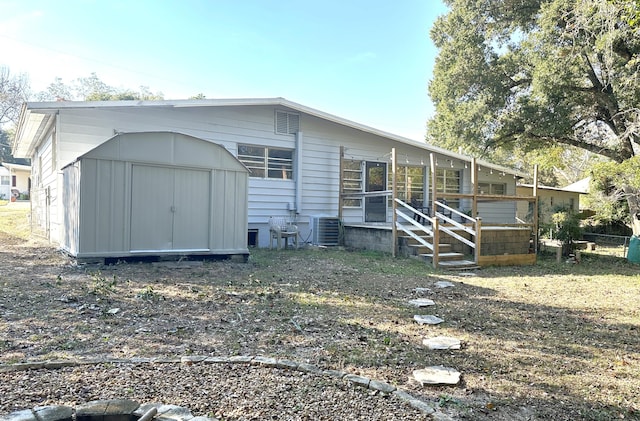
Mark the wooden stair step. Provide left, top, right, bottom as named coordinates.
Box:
left=420, top=252, right=465, bottom=260
left=437, top=260, right=480, bottom=270
left=409, top=244, right=450, bottom=251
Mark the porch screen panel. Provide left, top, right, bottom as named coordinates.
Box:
left=435, top=169, right=461, bottom=209
left=389, top=165, right=424, bottom=206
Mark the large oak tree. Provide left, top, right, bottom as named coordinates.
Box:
left=428, top=0, right=640, bottom=234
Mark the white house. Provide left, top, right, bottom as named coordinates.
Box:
left=12, top=98, right=530, bottom=262
left=1, top=162, right=31, bottom=200
left=0, top=166, right=10, bottom=200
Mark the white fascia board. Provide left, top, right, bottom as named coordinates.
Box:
left=2, top=162, right=31, bottom=171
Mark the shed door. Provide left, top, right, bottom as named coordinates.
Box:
left=130, top=165, right=210, bottom=252
left=172, top=168, right=210, bottom=250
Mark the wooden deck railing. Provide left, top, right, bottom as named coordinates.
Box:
left=394, top=199, right=482, bottom=269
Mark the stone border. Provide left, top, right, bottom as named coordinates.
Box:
left=0, top=399, right=217, bottom=421
left=0, top=355, right=436, bottom=417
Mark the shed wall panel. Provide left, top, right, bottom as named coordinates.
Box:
left=79, top=159, right=128, bottom=254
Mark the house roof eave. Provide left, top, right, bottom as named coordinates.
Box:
left=517, top=183, right=588, bottom=194
left=16, top=97, right=527, bottom=177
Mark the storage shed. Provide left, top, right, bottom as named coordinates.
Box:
left=61, top=131, right=249, bottom=261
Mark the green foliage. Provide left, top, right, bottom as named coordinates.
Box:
left=438, top=394, right=463, bottom=409
left=37, top=72, right=164, bottom=102
left=610, top=0, right=640, bottom=29
left=136, top=285, right=164, bottom=301
left=90, top=271, right=117, bottom=297
left=429, top=0, right=639, bottom=163
left=429, top=0, right=640, bottom=230
left=551, top=208, right=583, bottom=254
left=586, top=157, right=640, bottom=229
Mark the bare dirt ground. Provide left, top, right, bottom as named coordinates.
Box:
left=1, top=206, right=639, bottom=420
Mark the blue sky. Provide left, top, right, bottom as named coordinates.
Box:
left=0, top=0, right=448, bottom=139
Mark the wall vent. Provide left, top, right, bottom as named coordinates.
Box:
left=310, top=215, right=340, bottom=246
left=275, top=111, right=300, bottom=135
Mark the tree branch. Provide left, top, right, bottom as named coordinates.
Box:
left=530, top=133, right=622, bottom=162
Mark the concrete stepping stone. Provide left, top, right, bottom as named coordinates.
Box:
left=434, top=281, right=455, bottom=288
left=413, top=366, right=461, bottom=385
left=413, top=287, right=431, bottom=294
left=413, top=315, right=444, bottom=325
left=423, top=336, right=461, bottom=350
left=408, top=298, right=435, bottom=307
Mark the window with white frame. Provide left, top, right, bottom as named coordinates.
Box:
left=388, top=165, right=424, bottom=206
left=478, top=182, right=506, bottom=195
left=0, top=176, right=9, bottom=186
left=342, top=160, right=363, bottom=207
left=238, top=144, right=294, bottom=179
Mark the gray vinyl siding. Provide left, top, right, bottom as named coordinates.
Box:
left=32, top=131, right=59, bottom=240
left=475, top=172, right=517, bottom=223
left=78, top=158, right=128, bottom=255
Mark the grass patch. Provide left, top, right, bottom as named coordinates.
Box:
left=0, top=204, right=30, bottom=240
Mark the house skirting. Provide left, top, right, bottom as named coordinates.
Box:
left=343, top=224, right=393, bottom=253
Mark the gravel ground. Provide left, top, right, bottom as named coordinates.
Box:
left=0, top=362, right=433, bottom=420
left=0, top=223, right=443, bottom=420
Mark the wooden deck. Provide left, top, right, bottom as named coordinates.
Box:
left=343, top=222, right=536, bottom=267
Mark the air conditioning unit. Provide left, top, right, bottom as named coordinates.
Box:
left=310, top=215, right=340, bottom=246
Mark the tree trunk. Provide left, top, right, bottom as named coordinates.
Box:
left=625, top=187, right=640, bottom=236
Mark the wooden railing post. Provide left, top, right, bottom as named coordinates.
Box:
left=430, top=153, right=437, bottom=217
left=471, top=157, right=478, bottom=219
left=475, top=217, right=482, bottom=264
left=533, top=164, right=539, bottom=254
left=391, top=148, right=397, bottom=257
left=339, top=146, right=344, bottom=221
left=433, top=218, right=440, bottom=269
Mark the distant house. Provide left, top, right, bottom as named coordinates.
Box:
left=0, top=166, right=10, bottom=200
left=1, top=162, right=31, bottom=199
left=516, top=183, right=587, bottom=225
left=13, top=98, right=534, bottom=266
left=563, top=177, right=591, bottom=207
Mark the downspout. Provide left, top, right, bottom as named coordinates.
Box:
left=295, top=131, right=303, bottom=216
